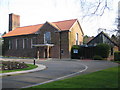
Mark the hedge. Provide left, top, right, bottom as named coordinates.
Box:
left=93, top=55, right=103, bottom=60
left=95, top=43, right=110, bottom=58
left=114, top=51, right=120, bottom=61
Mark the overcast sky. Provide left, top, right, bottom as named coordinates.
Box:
left=0, top=0, right=119, bottom=36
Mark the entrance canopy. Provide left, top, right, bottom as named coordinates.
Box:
left=32, top=44, right=54, bottom=59
left=32, top=44, right=54, bottom=47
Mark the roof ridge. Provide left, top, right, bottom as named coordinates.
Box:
left=52, top=19, right=77, bottom=23
left=15, top=19, right=77, bottom=29
left=17, top=23, right=43, bottom=28
left=48, top=22, right=61, bottom=30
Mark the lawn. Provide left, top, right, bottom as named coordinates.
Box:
left=0, top=64, right=38, bottom=73
left=23, top=66, right=119, bottom=89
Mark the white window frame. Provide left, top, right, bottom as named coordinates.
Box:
left=16, top=39, right=18, bottom=49
left=23, top=39, right=25, bottom=49
left=44, top=34, right=46, bottom=44
left=31, top=38, right=33, bottom=48
left=44, top=32, right=51, bottom=44
left=9, top=40, right=11, bottom=50
left=76, top=33, right=79, bottom=45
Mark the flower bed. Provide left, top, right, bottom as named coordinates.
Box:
left=0, top=61, right=28, bottom=71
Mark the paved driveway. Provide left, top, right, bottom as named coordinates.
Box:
left=1, top=59, right=118, bottom=89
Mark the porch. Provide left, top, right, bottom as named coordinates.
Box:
left=33, top=44, right=54, bottom=59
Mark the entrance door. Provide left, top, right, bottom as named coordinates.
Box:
left=45, top=49, right=47, bottom=58
left=49, top=48, right=51, bottom=58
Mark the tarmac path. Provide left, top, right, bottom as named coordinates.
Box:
left=1, top=59, right=118, bottom=89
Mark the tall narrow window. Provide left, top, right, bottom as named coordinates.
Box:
left=24, top=38, right=27, bottom=48
left=16, top=39, right=17, bottom=49
left=23, top=39, right=24, bottom=49
left=31, top=38, right=33, bottom=48
left=44, top=32, right=51, bottom=44
left=16, top=39, right=20, bottom=49
left=76, top=33, right=79, bottom=45
left=23, top=38, right=28, bottom=49
left=9, top=40, right=12, bottom=49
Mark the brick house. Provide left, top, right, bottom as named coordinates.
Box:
left=2, top=13, right=84, bottom=59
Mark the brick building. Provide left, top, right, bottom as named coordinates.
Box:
left=2, top=13, right=84, bottom=59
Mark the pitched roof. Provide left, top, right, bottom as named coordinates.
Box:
left=87, top=31, right=118, bottom=46
left=3, top=19, right=77, bottom=37
left=53, top=19, right=77, bottom=31
left=3, top=24, right=43, bottom=37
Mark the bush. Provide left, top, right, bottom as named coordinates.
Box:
left=93, top=55, right=103, bottom=60
left=95, top=44, right=110, bottom=58
left=114, top=51, right=120, bottom=61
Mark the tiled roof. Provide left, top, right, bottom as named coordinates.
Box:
left=53, top=19, right=77, bottom=31
left=3, top=19, right=77, bottom=37
left=3, top=24, right=43, bottom=37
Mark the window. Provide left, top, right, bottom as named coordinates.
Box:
left=24, top=39, right=27, bottom=48
left=23, top=39, right=24, bottom=49
left=23, top=38, right=27, bottom=49
left=61, top=49, right=64, bottom=54
left=76, top=33, right=79, bottom=45
left=9, top=40, right=12, bottom=49
left=44, top=32, right=51, bottom=44
left=31, top=38, right=33, bottom=48
left=16, top=39, right=20, bottom=49
left=16, top=39, right=17, bottom=49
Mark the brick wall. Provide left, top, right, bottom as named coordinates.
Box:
left=3, top=34, right=37, bottom=58
left=61, top=31, right=69, bottom=58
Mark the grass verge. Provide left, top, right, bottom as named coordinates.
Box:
left=23, top=66, right=119, bottom=89
left=0, top=64, right=38, bottom=73
left=112, top=61, right=120, bottom=64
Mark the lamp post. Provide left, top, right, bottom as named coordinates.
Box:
left=33, top=58, right=36, bottom=65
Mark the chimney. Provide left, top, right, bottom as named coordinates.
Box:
left=9, top=13, right=20, bottom=31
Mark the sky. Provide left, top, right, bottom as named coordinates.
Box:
left=0, top=0, right=119, bottom=36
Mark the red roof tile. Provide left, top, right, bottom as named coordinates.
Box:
left=3, top=24, right=43, bottom=37
left=53, top=19, right=77, bottom=31
left=3, top=19, right=77, bottom=37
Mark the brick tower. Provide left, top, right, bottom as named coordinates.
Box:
left=9, top=13, right=20, bottom=31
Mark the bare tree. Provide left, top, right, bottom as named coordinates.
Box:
left=115, top=1, right=120, bottom=50
left=116, top=28, right=120, bottom=50
left=80, top=0, right=112, bottom=19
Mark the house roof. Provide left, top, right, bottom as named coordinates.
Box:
left=3, top=19, right=77, bottom=37
left=3, top=24, right=43, bottom=37
left=87, top=31, right=118, bottom=46
left=53, top=19, right=77, bottom=31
